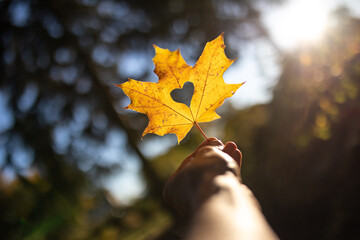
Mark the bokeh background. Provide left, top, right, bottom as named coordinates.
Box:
left=1, top=0, right=360, bottom=239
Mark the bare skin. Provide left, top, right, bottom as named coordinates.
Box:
left=164, top=137, right=278, bottom=240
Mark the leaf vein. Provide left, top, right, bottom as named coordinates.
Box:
left=197, top=89, right=231, bottom=121
left=195, top=50, right=216, bottom=119
left=122, top=85, right=193, bottom=122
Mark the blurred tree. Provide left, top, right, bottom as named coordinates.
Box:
left=152, top=7, right=360, bottom=240
left=225, top=9, right=360, bottom=240
left=0, top=0, right=279, bottom=239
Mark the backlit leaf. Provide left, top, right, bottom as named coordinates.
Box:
left=116, top=34, right=244, bottom=143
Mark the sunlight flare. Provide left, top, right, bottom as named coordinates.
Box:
left=266, top=0, right=329, bottom=49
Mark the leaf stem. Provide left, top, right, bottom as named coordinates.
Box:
left=194, top=121, right=208, bottom=140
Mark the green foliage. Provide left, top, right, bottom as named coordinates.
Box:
left=0, top=0, right=272, bottom=239
left=152, top=12, right=360, bottom=240
left=1, top=0, right=360, bottom=239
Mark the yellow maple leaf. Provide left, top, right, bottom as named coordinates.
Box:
left=116, top=34, right=244, bottom=143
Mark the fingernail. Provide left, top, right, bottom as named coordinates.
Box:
left=207, top=137, right=218, bottom=142
left=209, top=139, right=224, bottom=146
left=217, top=145, right=224, bottom=150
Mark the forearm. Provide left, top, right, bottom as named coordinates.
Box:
left=185, top=172, right=278, bottom=240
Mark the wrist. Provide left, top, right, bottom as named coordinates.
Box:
left=196, top=172, right=261, bottom=212
left=190, top=171, right=243, bottom=211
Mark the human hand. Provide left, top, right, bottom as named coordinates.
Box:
left=163, top=137, right=242, bottom=217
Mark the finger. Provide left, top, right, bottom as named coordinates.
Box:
left=194, top=146, right=240, bottom=178
left=231, top=149, right=242, bottom=167
left=223, top=141, right=237, bottom=156
left=238, top=149, right=243, bottom=168
left=175, top=138, right=223, bottom=174
left=199, top=137, right=223, bottom=148
left=194, top=139, right=224, bottom=157
left=192, top=138, right=223, bottom=156
left=223, top=142, right=242, bottom=167
left=207, top=139, right=224, bottom=149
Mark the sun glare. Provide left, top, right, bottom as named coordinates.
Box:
left=265, top=0, right=329, bottom=49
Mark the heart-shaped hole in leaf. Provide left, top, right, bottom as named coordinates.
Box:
left=170, top=81, right=194, bottom=107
